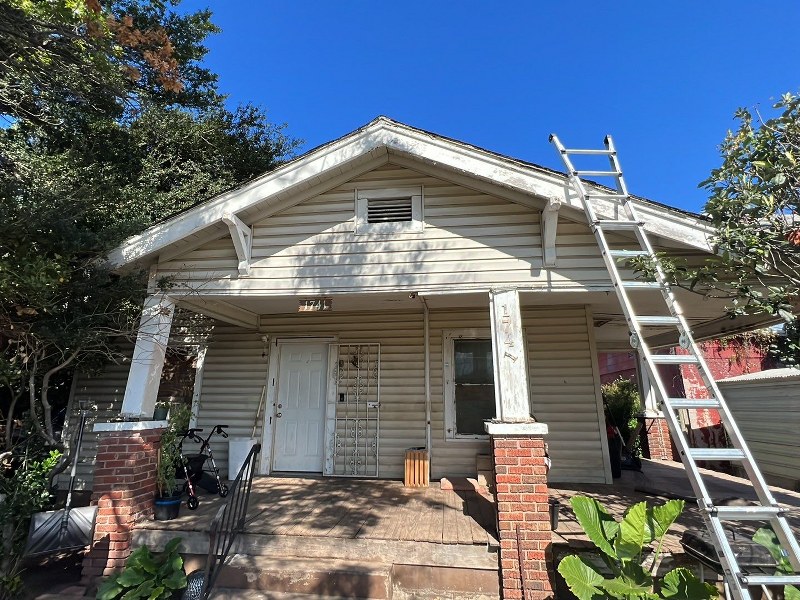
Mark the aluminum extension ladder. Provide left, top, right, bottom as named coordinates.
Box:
left=550, top=134, right=800, bottom=599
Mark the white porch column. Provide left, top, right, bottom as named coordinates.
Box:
left=488, top=288, right=532, bottom=423
left=120, top=294, right=175, bottom=419
left=638, top=353, right=661, bottom=416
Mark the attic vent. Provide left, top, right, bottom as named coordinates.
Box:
left=367, top=197, right=413, bottom=223
left=355, top=186, right=424, bottom=235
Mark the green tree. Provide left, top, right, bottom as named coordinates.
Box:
left=0, top=0, right=297, bottom=485
left=638, top=93, right=800, bottom=327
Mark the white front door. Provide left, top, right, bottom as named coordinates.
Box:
left=272, top=342, right=328, bottom=472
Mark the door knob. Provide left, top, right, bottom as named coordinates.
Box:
left=276, top=412, right=282, bottom=418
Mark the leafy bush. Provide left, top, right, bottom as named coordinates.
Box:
left=157, top=403, right=192, bottom=497
left=96, top=538, right=187, bottom=600
left=602, top=377, right=642, bottom=457
left=557, top=495, right=718, bottom=599
left=0, top=449, right=61, bottom=596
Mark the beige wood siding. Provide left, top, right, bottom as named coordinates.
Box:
left=257, top=311, right=427, bottom=479
left=59, top=353, right=133, bottom=490
left=718, top=374, right=800, bottom=490
left=156, top=163, right=626, bottom=294
left=428, top=306, right=609, bottom=483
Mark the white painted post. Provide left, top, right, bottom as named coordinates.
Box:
left=638, top=353, right=661, bottom=417
left=120, top=294, right=175, bottom=419
left=488, top=289, right=532, bottom=423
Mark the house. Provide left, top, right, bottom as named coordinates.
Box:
left=70, top=117, right=776, bottom=596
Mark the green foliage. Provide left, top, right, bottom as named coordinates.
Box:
left=753, top=526, right=800, bottom=599
left=156, top=403, right=192, bottom=497
left=602, top=377, right=642, bottom=457
left=0, top=0, right=298, bottom=463
left=0, top=450, right=61, bottom=596
left=557, top=495, right=718, bottom=600
left=96, top=537, right=187, bottom=600
left=631, top=91, right=800, bottom=325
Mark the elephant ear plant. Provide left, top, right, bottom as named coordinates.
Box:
left=753, top=526, right=800, bottom=600
left=558, top=496, right=718, bottom=599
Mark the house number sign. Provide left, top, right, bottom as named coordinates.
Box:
left=298, top=297, right=332, bottom=312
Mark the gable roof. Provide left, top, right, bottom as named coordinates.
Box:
left=107, top=116, right=715, bottom=268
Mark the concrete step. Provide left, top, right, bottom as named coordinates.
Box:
left=196, top=555, right=392, bottom=599
left=191, top=554, right=500, bottom=600
left=210, top=589, right=367, bottom=600
left=136, top=529, right=499, bottom=571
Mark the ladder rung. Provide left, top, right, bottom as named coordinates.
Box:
left=740, top=574, right=800, bottom=587
left=574, top=170, right=621, bottom=177
left=690, top=448, right=746, bottom=461
left=609, top=249, right=650, bottom=259
left=595, top=220, right=641, bottom=230
left=564, top=148, right=614, bottom=156
left=586, top=192, right=628, bottom=200
left=637, top=316, right=680, bottom=326
left=621, top=281, right=663, bottom=290
left=666, top=398, right=721, bottom=409
left=709, top=505, right=785, bottom=520
left=650, top=354, right=700, bottom=365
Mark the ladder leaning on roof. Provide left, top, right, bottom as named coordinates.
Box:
left=549, top=133, right=800, bottom=600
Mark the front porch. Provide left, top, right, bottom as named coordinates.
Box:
left=131, top=460, right=800, bottom=598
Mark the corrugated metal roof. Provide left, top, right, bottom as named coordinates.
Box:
left=718, top=367, right=800, bottom=383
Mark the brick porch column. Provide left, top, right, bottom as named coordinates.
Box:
left=487, top=422, right=552, bottom=600
left=644, top=416, right=676, bottom=461
left=81, top=422, right=166, bottom=586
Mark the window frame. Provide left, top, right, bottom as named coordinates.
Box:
left=354, top=186, right=424, bottom=235
left=443, top=328, right=495, bottom=441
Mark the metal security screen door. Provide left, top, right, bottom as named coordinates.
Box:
left=325, top=344, right=380, bottom=477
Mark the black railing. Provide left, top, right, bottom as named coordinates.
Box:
left=184, top=442, right=261, bottom=600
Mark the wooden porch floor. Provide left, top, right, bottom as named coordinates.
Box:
left=139, top=476, right=499, bottom=547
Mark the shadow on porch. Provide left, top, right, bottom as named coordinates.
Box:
left=138, top=476, right=498, bottom=547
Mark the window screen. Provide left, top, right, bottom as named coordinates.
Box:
left=453, top=339, right=495, bottom=435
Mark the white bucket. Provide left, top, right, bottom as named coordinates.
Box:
left=228, top=437, right=258, bottom=481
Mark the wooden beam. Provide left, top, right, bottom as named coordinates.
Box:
left=541, top=197, right=561, bottom=267
left=222, top=213, right=252, bottom=276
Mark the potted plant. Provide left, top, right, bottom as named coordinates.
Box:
left=153, top=401, right=170, bottom=421
left=154, top=404, right=191, bottom=521
left=97, top=537, right=187, bottom=599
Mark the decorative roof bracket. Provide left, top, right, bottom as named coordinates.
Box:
left=541, top=197, right=561, bottom=267
left=222, top=213, right=252, bottom=276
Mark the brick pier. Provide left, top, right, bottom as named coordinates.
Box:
left=81, top=425, right=163, bottom=585
left=488, top=423, right=553, bottom=600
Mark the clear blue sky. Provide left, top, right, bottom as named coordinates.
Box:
left=182, top=1, right=799, bottom=213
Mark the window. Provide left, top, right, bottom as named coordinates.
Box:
left=444, top=331, right=496, bottom=439
left=355, top=186, right=423, bottom=234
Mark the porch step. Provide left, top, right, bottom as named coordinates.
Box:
left=203, top=556, right=500, bottom=600
left=210, top=555, right=392, bottom=599
left=139, top=530, right=499, bottom=571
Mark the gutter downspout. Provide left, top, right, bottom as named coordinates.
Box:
left=421, top=296, right=432, bottom=458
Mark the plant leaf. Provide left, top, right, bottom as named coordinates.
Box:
left=96, top=576, right=123, bottom=600
left=557, top=555, right=605, bottom=600
left=785, top=584, right=800, bottom=600
left=147, top=586, right=165, bottom=600
left=616, top=501, right=649, bottom=561
left=601, top=575, right=655, bottom=598
left=649, top=499, right=684, bottom=541
left=753, top=526, right=794, bottom=573
left=117, top=567, right=146, bottom=587
left=571, top=496, right=620, bottom=559
left=163, top=569, right=187, bottom=590
left=660, top=567, right=719, bottom=599
left=163, top=537, right=182, bottom=556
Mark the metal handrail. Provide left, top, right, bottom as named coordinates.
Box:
left=192, top=442, right=261, bottom=600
